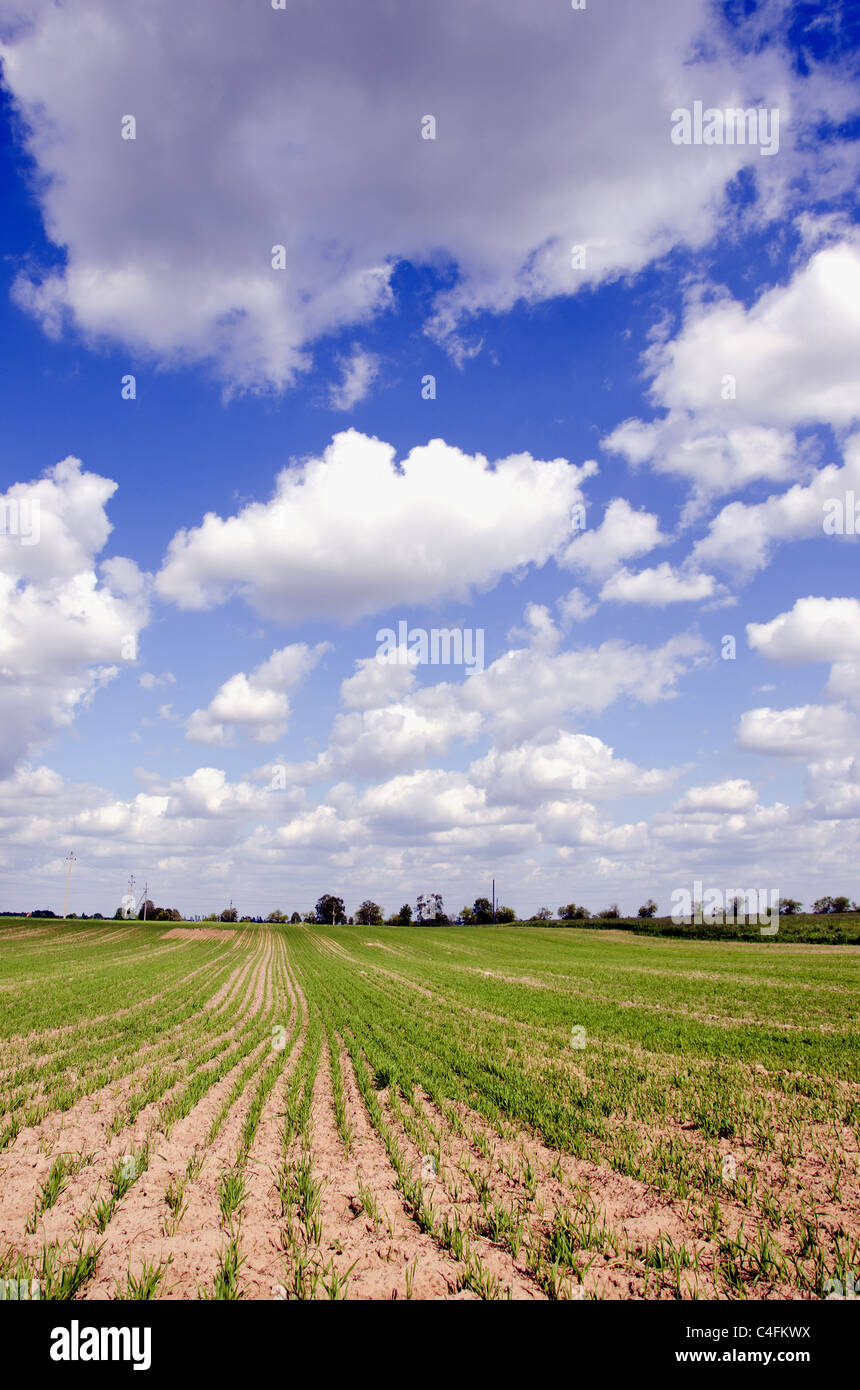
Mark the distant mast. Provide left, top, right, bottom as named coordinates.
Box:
left=62, top=850, right=76, bottom=920
left=120, top=874, right=136, bottom=919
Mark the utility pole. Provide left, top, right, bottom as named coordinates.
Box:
left=492, top=878, right=495, bottom=925
left=143, top=881, right=148, bottom=921
left=63, top=851, right=76, bottom=919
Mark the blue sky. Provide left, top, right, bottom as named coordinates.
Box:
left=0, top=0, right=858, bottom=918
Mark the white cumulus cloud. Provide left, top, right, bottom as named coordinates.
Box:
left=186, top=643, right=329, bottom=746
left=157, top=430, right=595, bottom=622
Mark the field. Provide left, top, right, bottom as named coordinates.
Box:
left=0, top=918, right=857, bottom=1301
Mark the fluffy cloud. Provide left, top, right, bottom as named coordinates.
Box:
left=467, top=620, right=706, bottom=746
left=692, top=433, right=860, bottom=577
left=1, top=743, right=856, bottom=918
left=604, top=417, right=801, bottom=496
left=675, top=778, right=758, bottom=813
left=648, top=240, right=860, bottom=431
left=556, top=587, right=597, bottom=624
left=746, top=596, right=860, bottom=712
left=650, top=797, right=799, bottom=857
left=736, top=704, right=860, bottom=760
left=339, top=647, right=419, bottom=710
left=804, top=758, right=860, bottom=820
left=0, top=458, right=149, bottom=777
left=734, top=599, right=860, bottom=773
left=600, top=562, right=717, bottom=606
left=301, top=690, right=483, bottom=782
left=328, top=347, right=380, bottom=411
left=562, top=498, right=666, bottom=579
left=470, top=733, right=678, bottom=808
left=604, top=239, right=860, bottom=500
left=267, top=606, right=708, bottom=786
left=747, top=595, right=860, bottom=665
left=157, top=431, right=595, bottom=621
left=186, top=643, right=329, bottom=745
left=358, top=770, right=496, bottom=839
left=0, top=0, right=821, bottom=391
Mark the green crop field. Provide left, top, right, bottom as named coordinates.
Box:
left=0, top=917, right=857, bottom=1300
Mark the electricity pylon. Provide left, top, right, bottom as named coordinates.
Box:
left=62, top=851, right=76, bottom=919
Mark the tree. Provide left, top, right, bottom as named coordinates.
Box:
left=472, top=896, right=493, bottom=924
left=598, top=904, right=620, bottom=920
left=558, top=903, right=588, bottom=920
left=778, top=898, right=802, bottom=915
left=724, top=894, right=748, bottom=922
left=532, top=906, right=553, bottom=921
left=315, top=894, right=346, bottom=924
left=220, top=906, right=238, bottom=922
left=137, top=900, right=155, bottom=920
left=460, top=905, right=475, bottom=925
left=266, top=910, right=287, bottom=923
left=811, top=895, right=854, bottom=914
left=495, top=905, right=516, bottom=923
left=290, top=912, right=302, bottom=923
left=396, top=903, right=412, bottom=924
left=416, top=893, right=445, bottom=924
left=638, top=899, right=658, bottom=918
left=355, top=900, right=384, bottom=925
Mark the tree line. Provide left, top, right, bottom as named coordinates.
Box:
left=4, top=892, right=857, bottom=924
left=189, top=892, right=860, bottom=925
